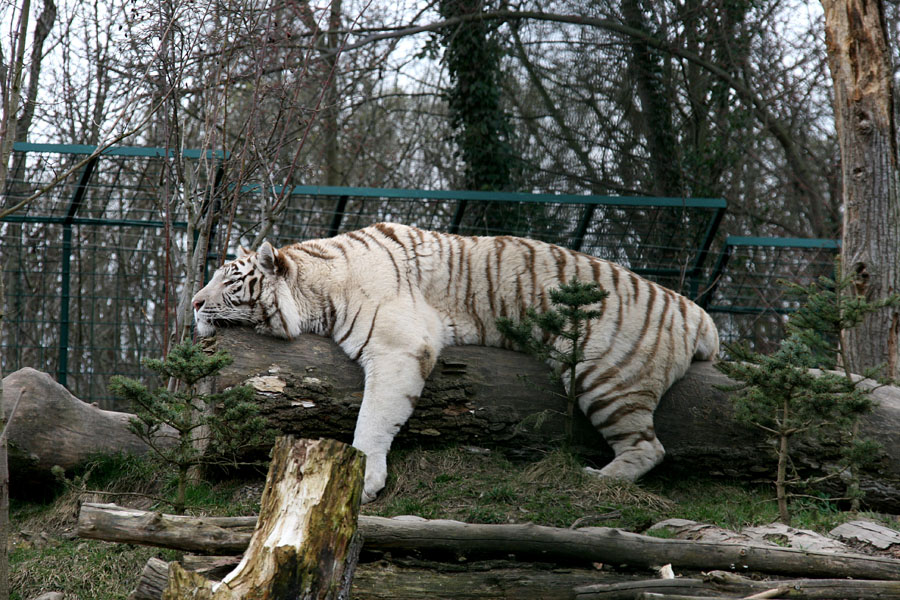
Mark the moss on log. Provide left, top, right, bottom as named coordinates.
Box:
left=162, top=437, right=365, bottom=600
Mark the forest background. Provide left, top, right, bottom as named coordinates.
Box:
left=1, top=0, right=898, bottom=406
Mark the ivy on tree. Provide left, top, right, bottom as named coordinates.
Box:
left=438, top=0, right=519, bottom=192
left=716, top=262, right=898, bottom=522
left=110, top=341, right=274, bottom=514
left=496, top=278, right=608, bottom=444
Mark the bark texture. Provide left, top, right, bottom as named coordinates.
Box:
left=162, top=436, right=365, bottom=600
left=822, top=0, right=900, bottom=377
left=133, top=556, right=620, bottom=600
left=213, top=328, right=900, bottom=511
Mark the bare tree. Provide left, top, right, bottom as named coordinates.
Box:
left=821, top=0, right=900, bottom=377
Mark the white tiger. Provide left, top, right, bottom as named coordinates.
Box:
left=191, top=223, right=719, bottom=502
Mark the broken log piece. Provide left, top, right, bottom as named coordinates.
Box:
left=132, top=557, right=622, bottom=600
left=2, top=368, right=174, bottom=491
left=131, top=558, right=168, bottom=600
left=77, top=504, right=900, bottom=580
left=130, top=557, right=243, bottom=600
left=181, top=556, right=242, bottom=580
left=830, top=521, right=900, bottom=554
left=648, top=519, right=854, bottom=554
left=213, top=328, right=900, bottom=512
left=575, top=571, right=900, bottom=600
left=163, top=437, right=365, bottom=600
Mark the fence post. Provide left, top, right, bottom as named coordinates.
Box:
left=57, top=156, right=98, bottom=387
left=328, top=195, right=349, bottom=237
left=449, top=199, right=468, bottom=234
left=688, top=204, right=725, bottom=301
left=572, top=204, right=597, bottom=252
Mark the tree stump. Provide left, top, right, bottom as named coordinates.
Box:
left=162, top=436, right=365, bottom=600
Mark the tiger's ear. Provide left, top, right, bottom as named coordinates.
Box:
left=236, top=245, right=252, bottom=260
left=257, top=241, right=286, bottom=277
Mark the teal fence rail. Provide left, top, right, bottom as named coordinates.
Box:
left=702, top=236, right=841, bottom=353
left=230, top=184, right=726, bottom=297
left=1, top=143, right=835, bottom=407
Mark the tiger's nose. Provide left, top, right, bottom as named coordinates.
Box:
left=193, top=298, right=205, bottom=311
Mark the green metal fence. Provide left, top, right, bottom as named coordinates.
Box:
left=702, top=236, right=841, bottom=353
left=229, top=184, right=726, bottom=297
left=1, top=143, right=835, bottom=408
left=2, top=143, right=221, bottom=405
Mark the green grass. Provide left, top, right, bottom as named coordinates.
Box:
left=11, top=539, right=179, bottom=600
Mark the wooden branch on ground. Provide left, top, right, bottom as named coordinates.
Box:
left=162, top=436, right=365, bottom=600
left=132, top=556, right=620, bottom=600
left=78, top=504, right=255, bottom=554
left=78, top=504, right=900, bottom=580
left=575, top=570, right=900, bottom=600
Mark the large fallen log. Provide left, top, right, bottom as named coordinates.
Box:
left=163, top=436, right=365, bottom=600
left=9, top=327, right=900, bottom=510
left=77, top=503, right=900, bottom=580
left=2, top=368, right=169, bottom=493
left=211, top=327, right=900, bottom=511
left=133, top=556, right=621, bottom=600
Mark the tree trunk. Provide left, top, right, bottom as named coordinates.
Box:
left=821, top=0, right=900, bottom=377
left=79, top=504, right=900, bottom=581
left=162, top=436, right=365, bottom=600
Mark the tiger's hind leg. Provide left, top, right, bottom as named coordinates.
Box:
left=582, top=390, right=665, bottom=482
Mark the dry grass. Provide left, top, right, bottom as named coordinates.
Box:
left=363, top=446, right=674, bottom=528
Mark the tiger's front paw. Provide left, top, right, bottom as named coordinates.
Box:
left=360, top=460, right=388, bottom=504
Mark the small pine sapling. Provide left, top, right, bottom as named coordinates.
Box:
left=110, top=341, right=275, bottom=514
left=496, top=278, right=608, bottom=444
left=716, top=261, right=897, bottom=521
left=781, top=262, right=900, bottom=508
left=717, top=335, right=870, bottom=523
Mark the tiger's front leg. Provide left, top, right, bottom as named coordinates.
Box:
left=352, top=345, right=439, bottom=503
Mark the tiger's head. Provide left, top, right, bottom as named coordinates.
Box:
left=191, top=241, right=302, bottom=339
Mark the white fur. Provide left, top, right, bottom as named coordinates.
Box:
left=192, top=224, right=719, bottom=502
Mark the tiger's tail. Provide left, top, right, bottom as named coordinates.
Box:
left=693, top=310, right=719, bottom=361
